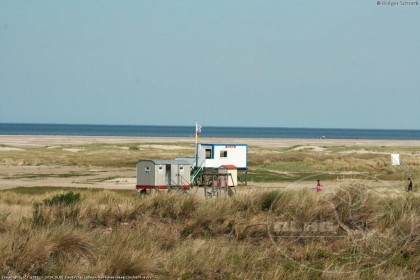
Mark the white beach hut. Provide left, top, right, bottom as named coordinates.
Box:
left=136, top=160, right=191, bottom=191
left=196, top=143, right=248, bottom=170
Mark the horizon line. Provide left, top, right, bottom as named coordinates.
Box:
left=1, top=122, right=419, bottom=132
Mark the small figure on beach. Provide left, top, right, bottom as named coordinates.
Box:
left=407, top=178, right=413, bottom=192
left=316, top=179, right=323, bottom=191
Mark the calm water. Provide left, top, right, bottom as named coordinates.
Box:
left=1, top=123, right=420, bottom=140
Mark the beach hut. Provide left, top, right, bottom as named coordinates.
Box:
left=218, top=165, right=238, bottom=186
left=196, top=143, right=248, bottom=170
left=136, top=160, right=191, bottom=191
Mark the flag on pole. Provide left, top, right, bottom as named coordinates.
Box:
left=196, top=122, right=202, bottom=138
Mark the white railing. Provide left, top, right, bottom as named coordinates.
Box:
left=191, top=160, right=206, bottom=183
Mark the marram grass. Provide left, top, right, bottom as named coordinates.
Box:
left=0, top=187, right=419, bottom=279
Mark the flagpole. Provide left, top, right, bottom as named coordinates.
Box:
left=195, top=121, right=198, bottom=168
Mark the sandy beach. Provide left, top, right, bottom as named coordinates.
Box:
left=2, top=135, right=420, bottom=148
left=1, top=135, right=419, bottom=192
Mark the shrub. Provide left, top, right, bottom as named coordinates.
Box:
left=42, top=191, right=81, bottom=207
left=32, top=192, right=81, bottom=226
left=260, top=191, right=281, bottom=211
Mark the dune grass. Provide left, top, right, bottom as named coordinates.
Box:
left=1, top=142, right=419, bottom=183
left=0, top=142, right=419, bottom=278
left=0, top=186, right=419, bottom=279
left=0, top=143, right=194, bottom=168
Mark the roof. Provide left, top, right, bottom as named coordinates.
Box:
left=219, top=165, right=237, bottom=169
left=199, top=143, right=248, bottom=147
left=175, top=157, right=196, bottom=165
left=137, top=159, right=190, bottom=165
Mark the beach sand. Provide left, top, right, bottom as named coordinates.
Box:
left=1, top=135, right=419, bottom=192
left=2, top=135, right=420, bottom=148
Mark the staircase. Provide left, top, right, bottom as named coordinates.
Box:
left=191, top=160, right=206, bottom=184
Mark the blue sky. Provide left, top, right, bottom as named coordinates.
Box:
left=0, top=1, right=419, bottom=129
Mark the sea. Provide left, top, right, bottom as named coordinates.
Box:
left=1, top=123, right=420, bottom=140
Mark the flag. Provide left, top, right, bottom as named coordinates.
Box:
left=196, top=122, right=202, bottom=138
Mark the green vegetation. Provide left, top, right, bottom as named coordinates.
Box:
left=41, top=191, right=81, bottom=207
left=3, top=172, right=93, bottom=180
left=260, top=190, right=281, bottom=211
left=247, top=145, right=420, bottom=182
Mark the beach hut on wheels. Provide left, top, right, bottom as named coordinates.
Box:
left=136, top=160, right=191, bottom=193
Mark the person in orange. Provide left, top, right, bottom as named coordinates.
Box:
left=316, top=179, right=323, bottom=191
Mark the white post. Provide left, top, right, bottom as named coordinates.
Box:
left=195, top=121, right=202, bottom=168
left=195, top=121, right=198, bottom=168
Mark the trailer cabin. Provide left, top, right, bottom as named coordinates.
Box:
left=136, top=160, right=191, bottom=191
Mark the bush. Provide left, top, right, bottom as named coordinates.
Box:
left=33, top=192, right=81, bottom=226
left=42, top=191, right=81, bottom=207
left=128, top=145, right=139, bottom=151
left=260, top=191, right=281, bottom=211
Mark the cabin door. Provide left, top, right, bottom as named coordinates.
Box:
left=165, top=164, right=171, bottom=185
left=170, top=164, right=179, bottom=186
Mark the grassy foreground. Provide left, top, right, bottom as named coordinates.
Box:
left=0, top=186, right=419, bottom=279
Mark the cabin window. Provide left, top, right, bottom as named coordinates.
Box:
left=220, top=151, right=228, bottom=158
left=205, top=149, right=212, bottom=159
left=180, top=166, right=184, bottom=174
left=145, top=166, right=150, bottom=173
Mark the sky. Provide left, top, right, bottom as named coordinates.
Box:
left=0, top=1, right=419, bottom=129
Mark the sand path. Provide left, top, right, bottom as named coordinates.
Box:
left=1, top=135, right=420, bottom=148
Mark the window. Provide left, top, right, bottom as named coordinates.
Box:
left=145, top=166, right=150, bottom=173
left=158, top=166, right=163, bottom=174
left=220, top=151, right=228, bottom=158
left=205, top=149, right=212, bottom=159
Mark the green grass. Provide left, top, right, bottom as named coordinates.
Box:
left=247, top=146, right=420, bottom=182
left=2, top=172, right=93, bottom=180
left=41, top=191, right=81, bottom=207
left=247, top=169, right=340, bottom=183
